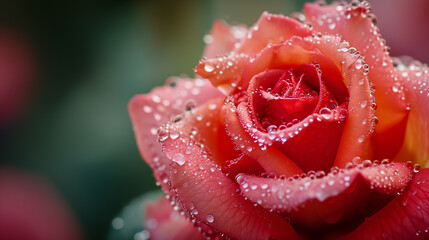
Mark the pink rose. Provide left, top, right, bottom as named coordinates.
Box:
left=129, top=1, right=429, bottom=239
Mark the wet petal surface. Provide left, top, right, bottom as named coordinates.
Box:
left=128, top=78, right=222, bottom=191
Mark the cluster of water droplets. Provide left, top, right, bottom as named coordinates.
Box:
left=236, top=158, right=417, bottom=214
left=393, top=57, right=429, bottom=100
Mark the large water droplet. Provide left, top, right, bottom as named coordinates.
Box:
left=143, top=105, right=152, bottom=113
left=158, top=128, right=169, bottom=142
left=204, top=62, right=215, bottom=72
left=172, top=153, right=186, bottom=166
left=184, top=99, right=197, bottom=112
left=206, top=214, right=214, bottom=223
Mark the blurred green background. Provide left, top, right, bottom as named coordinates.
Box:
left=0, top=0, right=427, bottom=239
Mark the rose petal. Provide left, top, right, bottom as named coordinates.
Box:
left=239, top=36, right=375, bottom=167
left=202, top=21, right=247, bottom=59
left=224, top=100, right=304, bottom=176
left=238, top=162, right=413, bottom=232
left=165, top=98, right=240, bottom=167
left=236, top=12, right=312, bottom=55
left=145, top=197, right=204, bottom=240
left=311, top=35, right=376, bottom=167
left=195, top=54, right=250, bottom=95
left=250, top=69, right=320, bottom=127
left=304, top=2, right=409, bottom=160
left=395, top=64, right=429, bottom=167
left=223, top=154, right=266, bottom=178
left=128, top=78, right=222, bottom=191
left=341, top=169, right=429, bottom=240
left=161, top=123, right=301, bottom=239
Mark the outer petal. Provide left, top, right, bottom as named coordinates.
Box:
left=195, top=54, right=251, bottom=95
left=236, top=12, right=312, bottom=55
left=161, top=102, right=302, bottom=240
left=128, top=78, right=222, bottom=191
left=144, top=197, right=204, bottom=240
left=202, top=21, right=247, bottom=59
left=341, top=169, right=429, bottom=240
left=238, top=162, right=413, bottom=232
left=396, top=64, right=429, bottom=167
left=304, top=1, right=409, bottom=159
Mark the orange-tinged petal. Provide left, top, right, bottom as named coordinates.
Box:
left=202, top=21, right=247, bottom=59
left=304, top=2, right=408, bottom=160
left=236, top=12, right=312, bottom=55
left=395, top=64, right=429, bottom=167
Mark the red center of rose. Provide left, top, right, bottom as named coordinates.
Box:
left=250, top=64, right=343, bottom=132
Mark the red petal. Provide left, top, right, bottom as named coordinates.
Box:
left=342, top=169, right=429, bottom=240
left=395, top=64, right=429, bottom=167
left=225, top=100, right=304, bottom=176
left=145, top=197, right=204, bottom=240
left=310, top=36, right=376, bottom=167
left=202, top=21, right=247, bottom=59
left=161, top=126, right=301, bottom=239
left=238, top=97, right=346, bottom=172
left=236, top=12, right=312, bottom=55
left=304, top=2, right=409, bottom=160
left=223, top=154, right=266, bottom=179
left=238, top=162, right=413, bottom=231
left=164, top=98, right=240, bottom=167
left=128, top=78, right=222, bottom=191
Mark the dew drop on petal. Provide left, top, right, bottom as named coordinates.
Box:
left=414, top=164, right=421, bottom=173
left=392, top=82, right=400, bottom=92
left=206, top=214, right=214, bottom=223
left=158, top=128, right=169, bottom=142
left=143, top=105, right=152, bottom=113
left=172, top=153, right=186, bottom=166
left=204, top=62, right=215, bottom=72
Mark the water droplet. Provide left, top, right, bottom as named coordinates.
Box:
left=358, top=135, right=365, bottom=143
left=151, top=94, right=161, bottom=103
left=184, top=99, right=197, bottom=112
left=206, top=214, right=214, bottom=223
left=203, top=34, right=213, bottom=44
left=355, top=60, right=363, bottom=69
left=169, top=129, right=180, bottom=140
left=172, top=153, right=186, bottom=166
left=143, top=105, right=152, bottom=113
left=158, top=128, right=169, bottom=142
left=204, top=62, right=215, bottom=72
left=392, top=82, right=400, bottom=92
left=414, top=164, right=421, bottom=173
left=319, top=107, right=331, bottom=116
